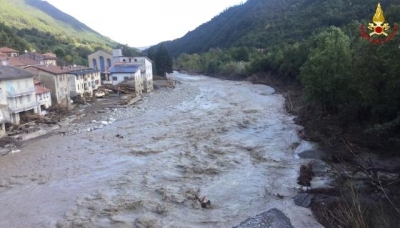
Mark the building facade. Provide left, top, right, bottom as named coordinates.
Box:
left=34, top=79, right=52, bottom=115
left=69, top=68, right=101, bottom=96
left=88, top=50, right=112, bottom=82
left=111, top=49, right=153, bottom=92
left=0, top=66, right=40, bottom=125
left=19, top=52, right=58, bottom=66
left=25, top=65, right=71, bottom=107
left=108, top=63, right=143, bottom=95
left=0, top=47, right=19, bottom=57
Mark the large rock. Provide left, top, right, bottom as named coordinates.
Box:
left=298, top=150, right=328, bottom=160
left=234, top=208, right=294, bottom=228
left=293, top=193, right=313, bottom=208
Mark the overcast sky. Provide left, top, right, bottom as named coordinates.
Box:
left=46, top=0, right=246, bottom=48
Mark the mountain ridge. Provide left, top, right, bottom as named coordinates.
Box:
left=160, top=0, right=400, bottom=57
left=0, top=0, right=115, bottom=49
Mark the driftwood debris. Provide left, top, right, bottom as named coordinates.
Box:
left=297, top=162, right=315, bottom=189
left=197, top=196, right=211, bottom=208
left=99, top=83, right=136, bottom=94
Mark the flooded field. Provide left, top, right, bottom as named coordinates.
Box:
left=0, top=72, right=322, bottom=227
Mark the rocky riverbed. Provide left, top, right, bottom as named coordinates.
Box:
left=0, top=72, right=323, bottom=228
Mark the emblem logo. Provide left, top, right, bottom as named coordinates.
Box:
left=360, top=3, right=397, bottom=44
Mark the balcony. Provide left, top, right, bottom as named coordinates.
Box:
left=6, top=87, right=35, bottom=98
left=8, top=102, right=39, bottom=113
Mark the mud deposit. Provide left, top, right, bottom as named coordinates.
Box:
left=0, top=72, right=322, bottom=228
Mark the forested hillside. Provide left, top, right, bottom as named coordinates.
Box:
left=0, top=0, right=140, bottom=65
left=163, top=0, right=400, bottom=57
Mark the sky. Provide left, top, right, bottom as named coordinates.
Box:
left=46, top=0, right=246, bottom=49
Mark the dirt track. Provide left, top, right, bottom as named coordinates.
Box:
left=0, top=72, right=322, bottom=228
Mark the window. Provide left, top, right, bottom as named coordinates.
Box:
left=92, top=59, right=97, bottom=70
left=124, top=77, right=129, bottom=81
left=113, top=77, right=118, bottom=81
left=27, top=95, right=31, bottom=102
left=25, top=79, right=29, bottom=88
left=19, top=97, right=23, bottom=104
left=100, top=56, right=105, bottom=72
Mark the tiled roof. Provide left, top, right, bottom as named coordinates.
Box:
left=25, top=65, right=71, bottom=74
left=108, top=63, right=141, bottom=74
left=89, top=50, right=112, bottom=56
left=19, top=52, right=58, bottom=61
left=0, top=56, right=41, bottom=67
left=35, top=84, right=51, bottom=94
left=42, top=54, right=58, bottom=60
left=0, top=66, right=35, bottom=80
left=69, top=67, right=99, bottom=75
left=0, top=47, right=19, bottom=53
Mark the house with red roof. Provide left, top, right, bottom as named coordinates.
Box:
left=0, top=47, right=19, bottom=57
left=34, top=78, right=52, bottom=114
left=19, top=52, right=58, bottom=66
left=24, top=65, right=72, bottom=107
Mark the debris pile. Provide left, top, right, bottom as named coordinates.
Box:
left=99, top=83, right=136, bottom=94
left=297, top=162, right=315, bottom=189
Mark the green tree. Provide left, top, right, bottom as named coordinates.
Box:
left=300, top=27, right=351, bottom=112
left=155, top=44, right=173, bottom=77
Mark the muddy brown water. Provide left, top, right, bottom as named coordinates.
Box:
left=0, top=72, right=322, bottom=228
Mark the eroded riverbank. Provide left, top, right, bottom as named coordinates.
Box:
left=0, top=72, right=322, bottom=227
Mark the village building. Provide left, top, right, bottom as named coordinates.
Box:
left=88, top=50, right=112, bottom=82
left=89, top=49, right=154, bottom=93
left=132, top=57, right=153, bottom=93
left=34, top=78, right=52, bottom=115
left=107, top=63, right=143, bottom=95
left=19, top=52, right=58, bottom=66
left=112, top=49, right=153, bottom=93
left=0, top=55, right=41, bottom=68
left=0, top=66, right=40, bottom=127
left=0, top=47, right=19, bottom=57
left=24, top=65, right=71, bottom=107
left=68, top=68, right=101, bottom=96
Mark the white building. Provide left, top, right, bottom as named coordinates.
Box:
left=88, top=50, right=113, bottom=82
left=0, top=66, right=40, bottom=125
left=107, top=63, right=143, bottom=95
left=34, top=79, right=52, bottom=115
left=111, top=49, right=153, bottom=92
left=68, top=68, right=101, bottom=96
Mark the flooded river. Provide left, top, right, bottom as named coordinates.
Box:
left=0, top=72, right=322, bottom=227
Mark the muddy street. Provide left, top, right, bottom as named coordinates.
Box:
left=0, top=72, right=322, bottom=228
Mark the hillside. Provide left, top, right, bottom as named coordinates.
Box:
left=0, top=0, right=112, bottom=46
left=162, top=0, right=400, bottom=57
left=0, top=0, right=142, bottom=65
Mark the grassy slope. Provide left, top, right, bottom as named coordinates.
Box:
left=0, top=0, right=114, bottom=46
